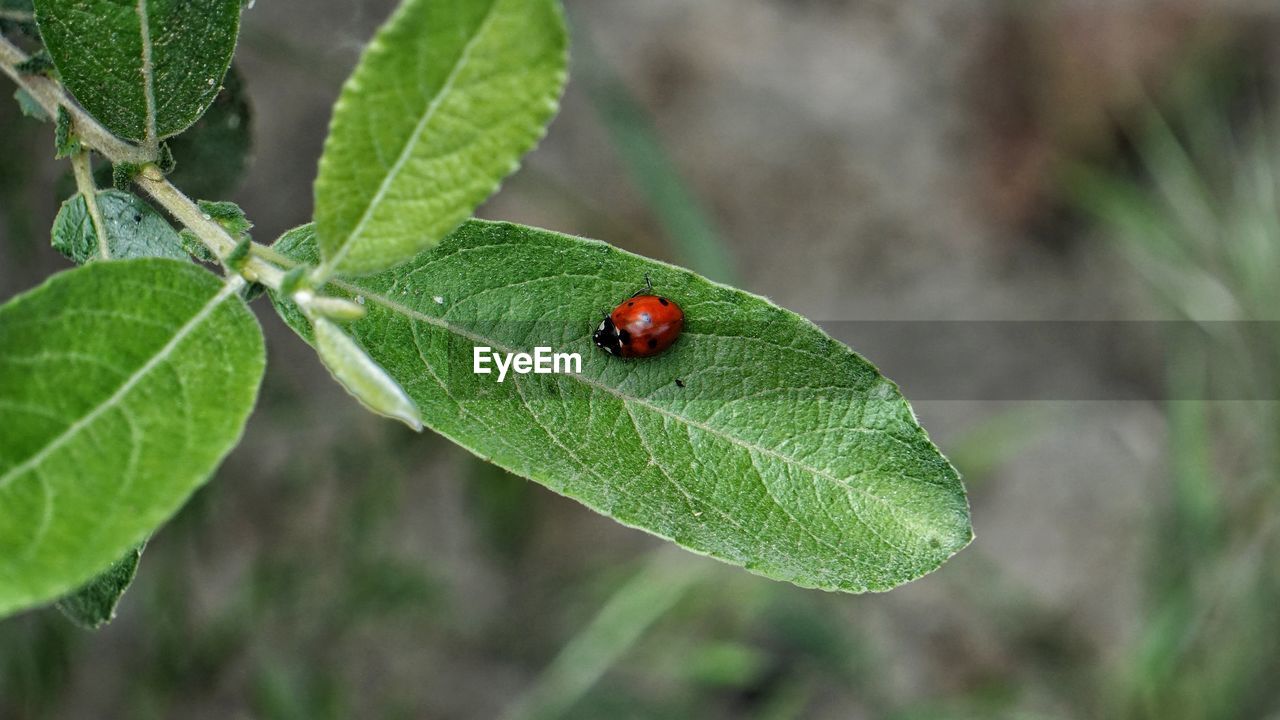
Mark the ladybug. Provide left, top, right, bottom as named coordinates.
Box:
left=593, top=277, right=684, bottom=358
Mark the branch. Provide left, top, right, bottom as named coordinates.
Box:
left=0, top=35, right=284, bottom=290
left=0, top=37, right=149, bottom=164
left=134, top=169, right=284, bottom=287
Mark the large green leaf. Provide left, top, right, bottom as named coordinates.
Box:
left=51, top=189, right=187, bottom=264
left=33, top=0, right=242, bottom=144
left=0, top=259, right=264, bottom=618
left=313, top=0, right=567, bottom=277
left=272, top=221, right=971, bottom=592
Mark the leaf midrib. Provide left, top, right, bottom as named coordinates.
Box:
left=0, top=280, right=240, bottom=489
left=136, top=0, right=158, bottom=149
left=331, top=277, right=945, bottom=544
left=323, top=0, right=503, bottom=272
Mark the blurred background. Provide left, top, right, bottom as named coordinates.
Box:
left=3, top=1, right=1280, bottom=718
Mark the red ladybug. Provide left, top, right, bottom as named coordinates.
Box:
left=593, top=278, right=684, bottom=358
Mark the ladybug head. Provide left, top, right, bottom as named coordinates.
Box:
left=593, top=315, right=623, bottom=356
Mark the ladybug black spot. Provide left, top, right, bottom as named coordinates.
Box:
left=627, top=301, right=634, bottom=307
left=658, top=297, right=669, bottom=306
left=647, top=338, right=658, bottom=349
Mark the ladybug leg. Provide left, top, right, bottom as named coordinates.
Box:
left=631, top=274, right=654, bottom=298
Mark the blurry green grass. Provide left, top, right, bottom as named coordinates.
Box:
left=1067, top=53, right=1280, bottom=720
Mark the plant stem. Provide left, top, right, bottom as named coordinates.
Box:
left=132, top=169, right=284, bottom=287
left=0, top=37, right=149, bottom=164
left=248, top=243, right=300, bottom=268
left=69, top=151, right=111, bottom=260
left=0, top=35, right=286, bottom=291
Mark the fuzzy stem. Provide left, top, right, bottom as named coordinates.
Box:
left=69, top=151, right=111, bottom=260
left=0, top=35, right=286, bottom=291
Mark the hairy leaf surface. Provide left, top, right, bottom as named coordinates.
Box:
left=0, top=259, right=264, bottom=618
left=313, top=0, right=567, bottom=276
left=52, top=189, right=187, bottom=264
left=273, top=221, right=971, bottom=592
left=55, top=543, right=143, bottom=629
left=33, top=0, right=241, bottom=144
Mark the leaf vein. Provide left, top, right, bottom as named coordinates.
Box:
left=0, top=281, right=240, bottom=490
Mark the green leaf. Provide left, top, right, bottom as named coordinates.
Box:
left=51, top=189, right=188, bottom=264
left=310, top=314, right=423, bottom=431
left=53, top=106, right=79, bottom=158
left=55, top=543, right=143, bottom=629
left=111, top=162, right=143, bottom=191
left=272, top=221, right=972, bottom=593
left=196, top=199, right=251, bottom=238
left=164, top=64, right=251, bottom=198
left=156, top=140, right=176, bottom=173
left=178, top=228, right=216, bottom=262
left=0, top=259, right=265, bottom=618
left=14, top=49, right=54, bottom=76
left=33, top=0, right=242, bottom=144
left=313, top=0, right=567, bottom=277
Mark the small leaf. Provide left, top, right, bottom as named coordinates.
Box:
left=33, top=0, right=242, bottom=144
left=272, top=221, right=972, bottom=593
left=196, top=199, right=252, bottom=237
left=13, top=88, right=48, bottom=121
left=224, top=235, right=250, bottom=271
left=164, top=64, right=251, bottom=199
left=15, top=49, right=53, bottom=75
left=53, top=106, right=79, bottom=158
left=0, top=259, right=265, bottom=618
left=313, top=0, right=567, bottom=276
left=310, top=313, right=423, bottom=431
left=178, top=228, right=217, bottom=262
left=278, top=264, right=310, bottom=295
left=112, top=162, right=143, bottom=191
left=55, top=543, right=144, bottom=629
left=51, top=189, right=187, bottom=264
left=156, top=141, right=176, bottom=173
